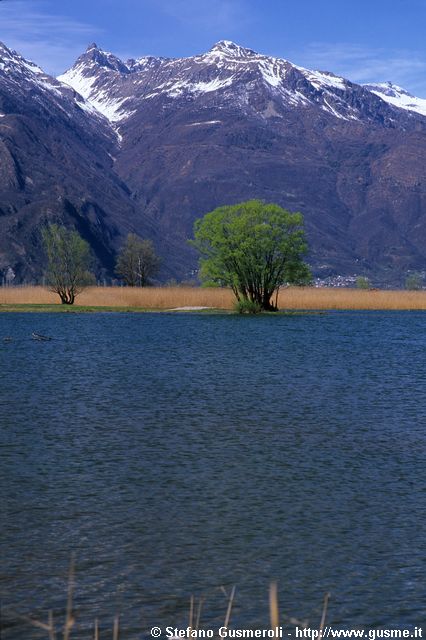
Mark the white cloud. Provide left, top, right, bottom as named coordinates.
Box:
left=0, top=0, right=100, bottom=75
left=288, top=42, right=426, bottom=97
left=148, top=0, right=248, bottom=31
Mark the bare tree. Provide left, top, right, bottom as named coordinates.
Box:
left=115, top=234, right=161, bottom=286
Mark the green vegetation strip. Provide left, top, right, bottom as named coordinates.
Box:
left=0, top=304, right=231, bottom=313
left=0, top=303, right=322, bottom=315
left=0, top=303, right=156, bottom=313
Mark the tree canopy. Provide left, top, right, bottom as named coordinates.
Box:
left=42, top=224, right=95, bottom=304
left=192, top=200, right=311, bottom=311
left=115, top=233, right=161, bottom=286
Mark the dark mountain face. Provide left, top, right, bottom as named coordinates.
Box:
left=0, top=42, right=160, bottom=281
left=1, top=39, right=426, bottom=283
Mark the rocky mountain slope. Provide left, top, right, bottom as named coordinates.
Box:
left=1, top=39, right=426, bottom=284
left=0, top=41, right=161, bottom=282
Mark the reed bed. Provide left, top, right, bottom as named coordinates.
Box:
left=279, top=287, right=426, bottom=310
left=0, top=286, right=57, bottom=305
left=1, top=285, right=426, bottom=310
left=0, top=286, right=233, bottom=309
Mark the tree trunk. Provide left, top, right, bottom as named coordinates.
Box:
left=59, top=289, right=74, bottom=304
left=261, top=292, right=277, bottom=311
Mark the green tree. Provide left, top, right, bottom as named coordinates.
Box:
left=405, top=272, right=423, bottom=290
left=115, top=234, right=161, bottom=286
left=42, top=224, right=95, bottom=304
left=192, top=200, right=311, bottom=311
left=356, top=276, right=370, bottom=290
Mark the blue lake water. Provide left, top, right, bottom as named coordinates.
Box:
left=1, top=311, right=426, bottom=638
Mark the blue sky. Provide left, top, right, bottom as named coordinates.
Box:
left=1, top=0, right=426, bottom=96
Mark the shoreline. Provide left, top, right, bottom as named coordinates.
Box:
left=0, top=303, right=325, bottom=315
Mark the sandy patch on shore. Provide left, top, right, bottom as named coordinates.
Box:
left=168, top=306, right=213, bottom=311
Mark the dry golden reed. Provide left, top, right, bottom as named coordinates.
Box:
left=24, top=558, right=331, bottom=640
left=0, top=286, right=233, bottom=308
left=27, top=575, right=324, bottom=640
left=1, top=285, right=426, bottom=310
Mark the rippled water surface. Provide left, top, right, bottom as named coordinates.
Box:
left=1, top=311, right=426, bottom=638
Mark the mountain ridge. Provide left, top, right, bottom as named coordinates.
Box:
left=58, top=40, right=426, bottom=124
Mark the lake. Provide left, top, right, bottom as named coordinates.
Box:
left=1, top=311, right=425, bottom=638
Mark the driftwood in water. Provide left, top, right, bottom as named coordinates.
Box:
left=31, top=332, right=52, bottom=341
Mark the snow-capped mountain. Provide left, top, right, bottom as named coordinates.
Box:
left=1, top=39, right=426, bottom=284
left=58, top=40, right=426, bottom=129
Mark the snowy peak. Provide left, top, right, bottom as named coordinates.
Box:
left=0, top=40, right=44, bottom=77
left=0, top=39, right=92, bottom=115
left=366, top=81, right=412, bottom=98
left=73, top=43, right=130, bottom=74
left=364, top=81, right=426, bottom=117
left=0, top=39, right=114, bottom=152
left=58, top=44, right=136, bottom=124
left=208, top=40, right=257, bottom=58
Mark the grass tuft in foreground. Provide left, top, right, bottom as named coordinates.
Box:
left=23, top=559, right=331, bottom=640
